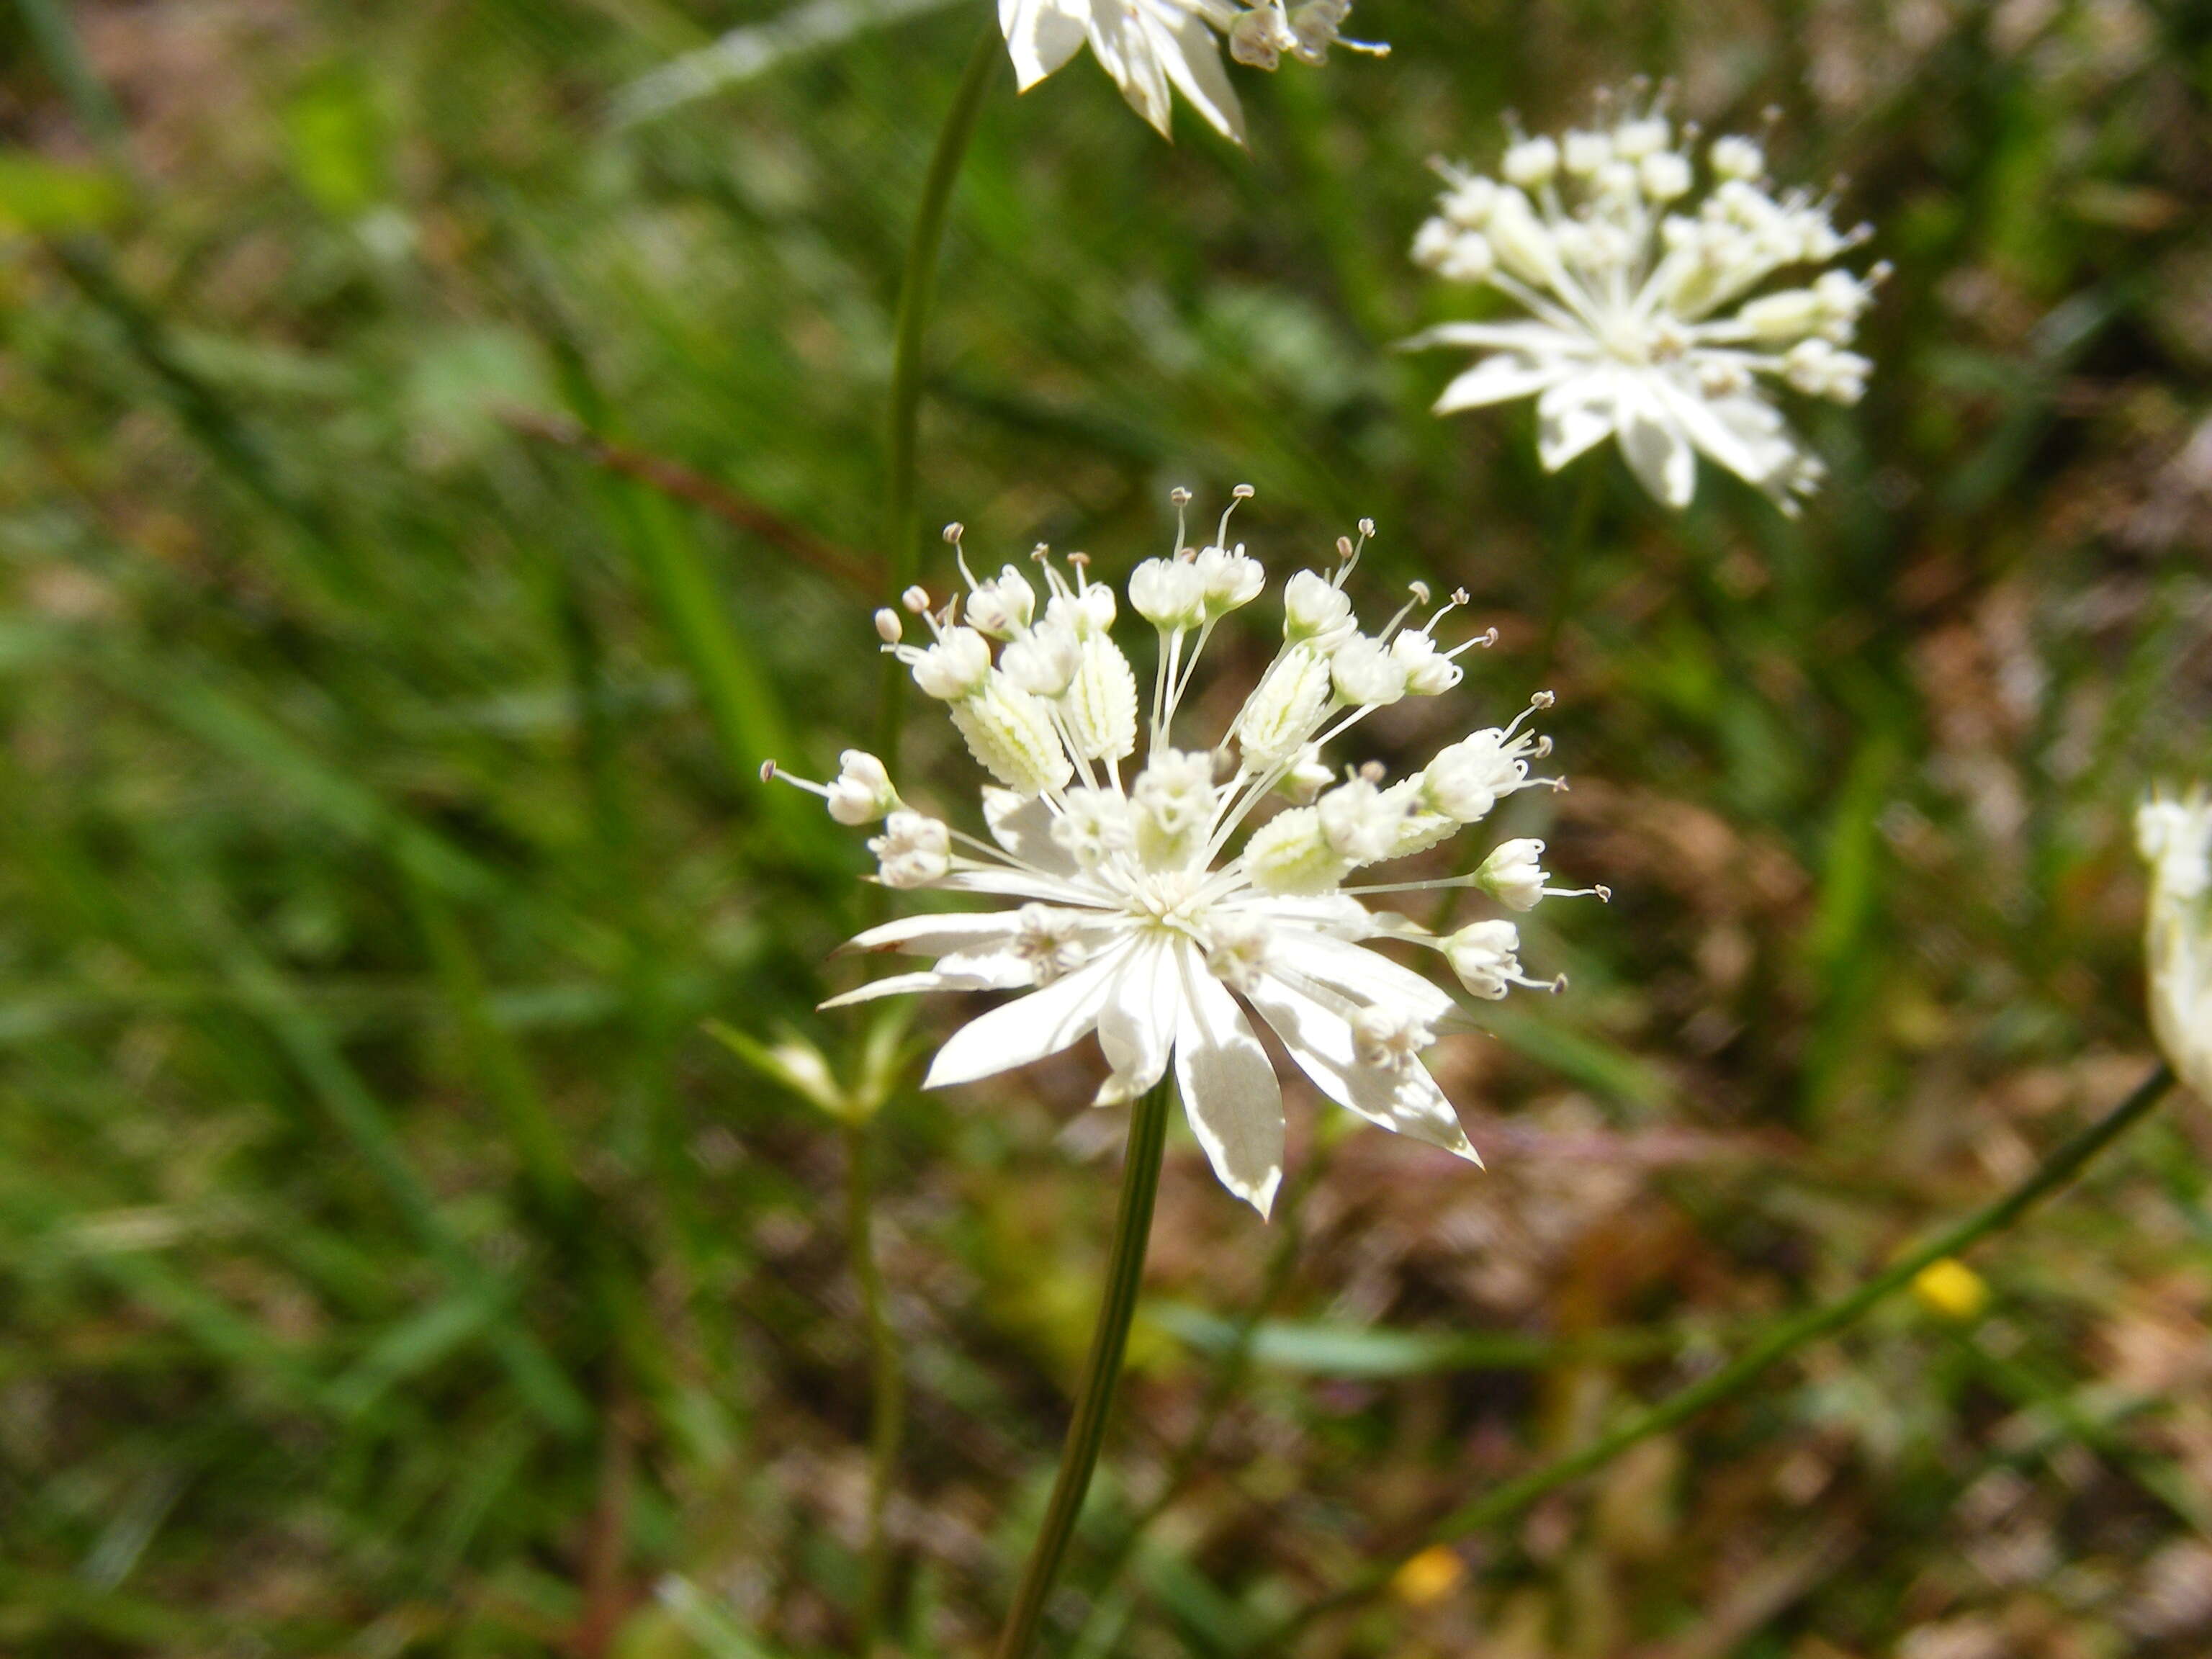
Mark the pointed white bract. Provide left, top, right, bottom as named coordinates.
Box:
left=2138, top=788, right=2212, bottom=1102
left=778, top=492, right=1607, bottom=1217
left=1405, top=88, right=1883, bottom=515
left=999, top=0, right=1380, bottom=145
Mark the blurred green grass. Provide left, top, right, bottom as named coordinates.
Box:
left=0, top=0, right=2208, bottom=1655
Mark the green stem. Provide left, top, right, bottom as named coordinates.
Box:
left=873, top=19, right=1003, bottom=768
left=845, top=1118, right=906, bottom=1657
left=1056, top=1150, right=1327, bottom=1648
left=994, top=1077, right=1174, bottom=1659
left=1262, top=1063, right=2175, bottom=1646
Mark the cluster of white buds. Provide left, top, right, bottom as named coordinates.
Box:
left=1000, top=0, right=1383, bottom=146
left=2139, top=789, right=2212, bottom=1102
left=1406, top=84, right=1884, bottom=514
left=775, top=488, right=1606, bottom=1215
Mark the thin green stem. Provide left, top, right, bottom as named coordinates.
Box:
left=873, top=19, right=1003, bottom=768
left=845, top=1118, right=906, bottom=1657
left=994, top=1077, right=1175, bottom=1659
left=1259, top=1064, right=2175, bottom=1647
left=1055, top=1150, right=1327, bottom=1648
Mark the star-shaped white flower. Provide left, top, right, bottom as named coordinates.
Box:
left=1000, top=0, right=1379, bottom=144
left=771, top=493, right=1606, bottom=1216
left=1405, top=91, right=1884, bottom=514
left=2139, top=788, right=2212, bottom=1102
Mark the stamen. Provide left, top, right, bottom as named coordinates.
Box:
left=761, top=759, right=830, bottom=800
left=1216, top=482, right=1255, bottom=547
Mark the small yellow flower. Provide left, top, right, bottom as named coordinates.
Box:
left=1389, top=1544, right=1467, bottom=1606
left=1912, top=1258, right=1990, bottom=1322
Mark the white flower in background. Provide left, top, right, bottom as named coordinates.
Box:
left=1405, top=88, right=1884, bottom=514
left=2138, top=788, right=2212, bottom=1101
left=1000, top=0, right=1382, bottom=145
left=770, top=492, right=1606, bottom=1216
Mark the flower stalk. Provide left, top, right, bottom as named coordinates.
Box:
left=876, top=19, right=1004, bottom=768
left=1257, top=1062, right=2177, bottom=1647
left=993, top=1075, right=1175, bottom=1659
left=844, top=1118, right=905, bottom=1656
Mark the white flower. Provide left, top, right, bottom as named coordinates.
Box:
left=1000, top=0, right=1382, bottom=145
left=778, top=496, right=1607, bottom=1217
left=2139, top=788, right=2212, bottom=1102
left=1405, top=88, right=1884, bottom=515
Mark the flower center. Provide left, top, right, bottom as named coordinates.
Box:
left=1124, top=868, right=1211, bottom=931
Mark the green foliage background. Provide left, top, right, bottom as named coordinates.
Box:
left=0, top=0, right=2208, bottom=1654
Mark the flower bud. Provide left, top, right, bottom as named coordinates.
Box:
left=1483, top=189, right=1562, bottom=288
left=1613, top=117, right=1670, bottom=160
left=1437, top=233, right=1496, bottom=284
left=1331, top=635, right=1408, bottom=708
left=1421, top=728, right=1534, bottom=822
left=1640, top=150, right=1692, bottom=201
left=964, top=566, right=1035, bottom=638
left=1282, top=569, right=1355, bottom=647
left=1562, top=130, right=1611, bottom=176
left=1130, top=557, right=1208, bottom=631
left=1194, top=544, right=1264, bottom=616
left=999, top=624, right=1079, bottom=696
left=1477, top=837, right=1550, bottom=910
left=1390, top=629, right=1463, bottom=696
left=1318, top=775, right=1408, bottom=866
left=826, top=749, right=899, bottom=825
left=2139, top=789, right=2212, bottom=1102
left=1739, top=287, right=1824, bottom=344
left=1501, top=136, right=1558, bottom=187
left=1444, top=919, right=1523, bottom=999
left=1709, top=135, right=1764, bottom=180
left=912, top=628, right=992, bottom=701
left=1441, top=175, right=1498, bottom=228
left=869, top=811, right=950, bottom=889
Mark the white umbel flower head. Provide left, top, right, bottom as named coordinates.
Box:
left=775, top=493, right=1607, bottom=1218
left=2138, top=788, right=2212, bottom=1102
left=999, top=0, right=1383, bottom=145
left=1405, top=86, right=1885, bottom=515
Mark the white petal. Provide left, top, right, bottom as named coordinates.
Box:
left=934, top=866, right=1103, bottom=905
left=1271, top=932, right=1457, bottom=1027
left=1243, top=975, right=1480, bottom=1164
left=1402, top=320, right=1592, bottom=355
left=1174, top=947, right=1283, bottom=1216
left=1655, top=377, right=1769, bottom=492
left=1434, top=354, right=1570, bottom=414
left=840, top=910, right=1028, bottom=959
left=1150, top=5, right=1244, bottom=145
left=821, top=954, right=1031, bottom=1009
left=1536, top=371, right=1620, bottom=470
left=1614, top=377, right=1696, bottom=508
left=1002, top=0, right=1089, bottom=89
left=1089, top=2, right=1173, bottom=136
left=983, top=788, right=1079, bottom=876
left=924, top=944, right=1128, bottom=1089
left=1219, top=892, right=1374, bottom=938
left=1094, top=934, right=1180, bottom=1104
